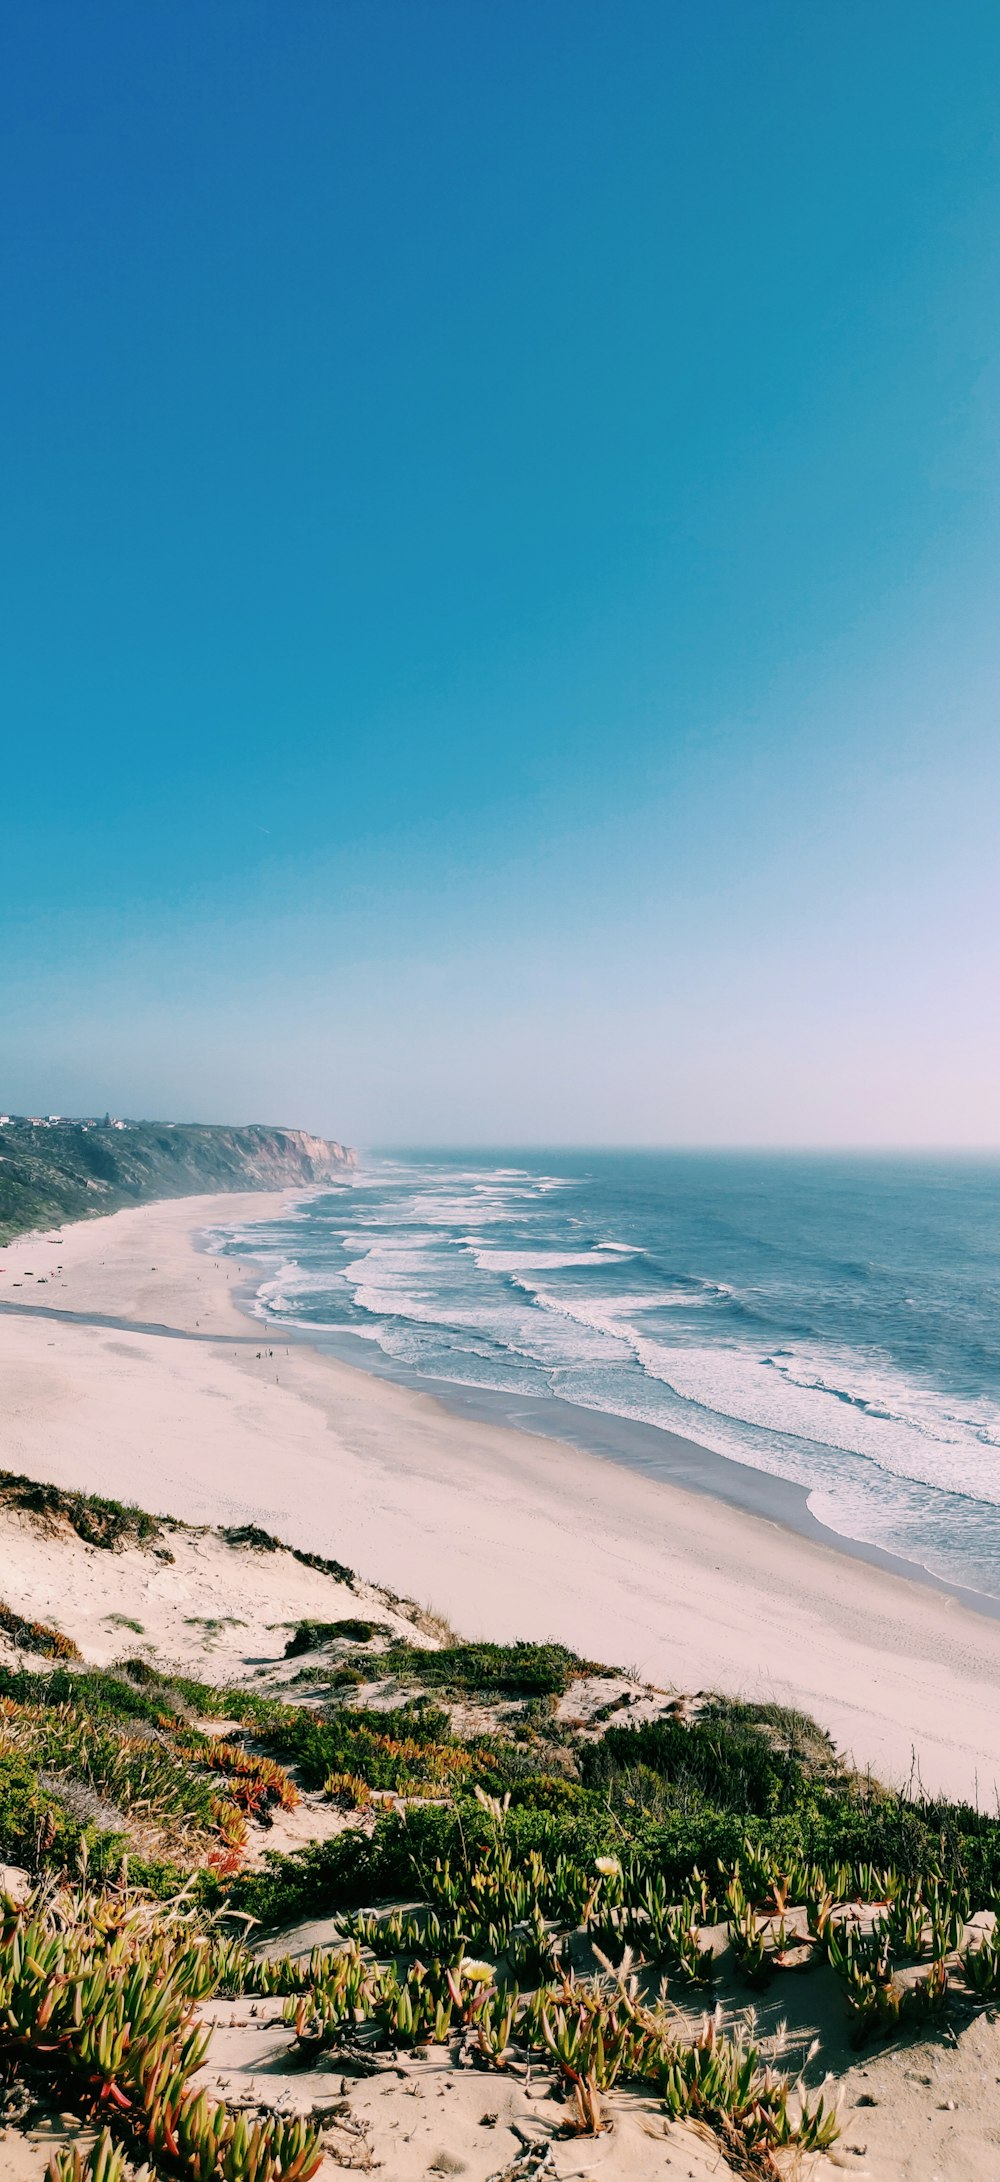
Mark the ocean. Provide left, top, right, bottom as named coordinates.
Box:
left=209, top=1150, right=1000, bottom=1602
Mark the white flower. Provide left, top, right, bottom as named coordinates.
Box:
left=595, top=1856, right=621, bottom=1877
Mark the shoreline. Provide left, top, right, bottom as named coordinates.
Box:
left=6, top=1200, right=995, bottom=1623
left=3, top=1188, right=1000, bottom=1800
left=244, top=1306, right=1000, bottom=1631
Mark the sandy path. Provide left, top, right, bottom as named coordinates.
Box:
left=2, top=1191, right=1000, bottom=1803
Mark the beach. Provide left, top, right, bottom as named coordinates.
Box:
left=2, top=1188, right=1000, bottom=1804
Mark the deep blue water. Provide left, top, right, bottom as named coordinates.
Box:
left=209, top=1151, right=1000, bottom=1599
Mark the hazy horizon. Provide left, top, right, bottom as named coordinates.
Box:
left=6, top=2, right=1000, bottom=1148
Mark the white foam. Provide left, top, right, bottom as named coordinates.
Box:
left=479, top=1268, right=1000, bottom=1507
left=226, top=1154, right=1000, bottom=1545
left=467, top=1247, right=637, bottom=1273
left=630, top=1337, right=1000, bottom=1503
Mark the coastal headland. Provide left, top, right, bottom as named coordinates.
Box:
left=2, top=1189, right=999, bottom=1806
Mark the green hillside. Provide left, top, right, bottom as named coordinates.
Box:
left=0, top=1116, right=353, bottom=1240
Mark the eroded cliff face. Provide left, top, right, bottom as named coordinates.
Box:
left=0, top=1119, right=356, bottom=1240
left=280, top=1128, right=355, bottom=1176
left=217, top=1126, right=355, bottom=1184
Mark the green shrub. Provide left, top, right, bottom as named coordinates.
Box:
left=582, top=1713, right=812, bottom=1816
left=0, top=1602, right=81, bottom=1661
left=263, top=1699, right=459, bottom=1794
left=505, top=1775, right=589, bottom=1813
left=284, top=1618, right=377, bottom=1657
left=0, top=1471, right=161, bottom=1550
left=358, top=1639, right=592, bottom=1696
left=0, top=1749, right=73, bottom=1868
left=220, top=1523, right=353, bottom=1584
left=218, top=1818, right=416, bottom=1925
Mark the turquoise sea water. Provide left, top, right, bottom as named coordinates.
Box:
left=210, top=1152, right=1000, bottom=1601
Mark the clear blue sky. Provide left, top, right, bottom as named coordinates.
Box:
left=4, top=1, right=1000, bottom=1145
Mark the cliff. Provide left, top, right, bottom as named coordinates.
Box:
left=0, top=1118, right=355, bottom=1241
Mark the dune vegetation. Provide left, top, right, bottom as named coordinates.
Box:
left=2, top=1485, right=1000, bottom=2179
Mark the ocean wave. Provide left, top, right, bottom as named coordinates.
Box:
left=488, top=1268, right=1000, bottom=1501
left=211, top=1150, right=1000, bottom=1589
left=510, top=1272, right=730, bottom=1318
left=631, top=1337, right=1000, bottom=1502
left=466, top=1246, right=638, bottom=1272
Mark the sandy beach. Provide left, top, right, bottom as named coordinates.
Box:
left=2, top=1187, right=1000, bottom=1805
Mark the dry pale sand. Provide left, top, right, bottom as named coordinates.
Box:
left=197, top=1934, right=1000, bottom=2182
left=2, top=1192, right=1000, bottom=1804
left=10, top=2006, right=1000, bottom=2182
left=0, top=1495, right=420, bottom=1684
left=0, top=2078, right=752, bottom=2182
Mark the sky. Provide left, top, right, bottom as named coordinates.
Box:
left=3, top=0, right=1000, bottom=1148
